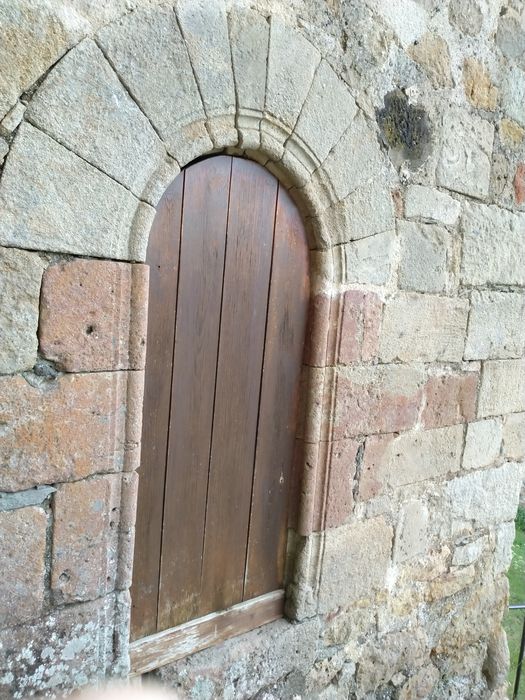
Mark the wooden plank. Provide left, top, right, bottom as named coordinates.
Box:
left=244, top=185, right=310, bottom=600
left=199, top=158, right=278, bottom=616
left=130, top=175, right=184, bottom=641
left=130, top=590, right=284, bottom=676
left=157, top=156, right=232, bottom=630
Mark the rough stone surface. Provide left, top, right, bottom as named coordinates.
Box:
left=494, top=521, right=515, bottom=575
left=0, top=506, right=46, bottom=626
left=462, top=419, right=503, bottom=470
left=0, top=101, right=25, bottom=136
left=39, top=259, right=149, bottom=372
left=465, top=291, right=525, bottom=360
left=503, top=412, right=525, bottom=461
left=398, top=221, right=450, bottom=293
left=408, top=33, right=452, bottom=89
left=0, top=371, right=143, bottom=491
left=379, top=294, right=469, bottom=363
left=422, top=371, right=478, bottom=429
left=463, top=58, right=499, bottom=111
left=97, top=6, right=212, bottom=166
left=0, top=123, right=154, bottom=261
left=461, top=202, right=525, bottom=286
left=404, top=184, right=461, bottom=226
left=478, top=359, right=525, bottom=417
left=0, top=246, right=45, bottom=374
left=343, top=229, right=395, bottom=285
left=437, top=108, right=494, bottom=199
left=337, top=290, right=382, bottom=365
left=336, top=178, right=395, bottom=243
left=394, top=500, right=429, bottom=563
left=502, top=66, right=525, bottom=128
left=26, top=39, right=167, bottom=200
left=449, top=0, right=484, bottom=35
left=0, top=485, right=55, bottom=512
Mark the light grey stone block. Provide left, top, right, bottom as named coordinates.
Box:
left=0, top=101, right=25, bottom=136
left=437, top=108, right=494, bottom=200
left=398, top=221, right=449, bottom=293
left=26, top=39, right=167, bottom=201
left=478, top=359, right=525, bottom=417
left=97, top=6, right=212, bottom=166
left=0, top=137, right=8, bottom=164
left=379, top=293, right=469, bottom=363
left=294, top=60, right=357, bottom=163
left=394, top=501, right=429, bottom=563
left=503, top=413, right=525, bottom=461
left=494, top=521, right=515, bottom=574
left=336, top=179, right=395, bottom=243
left=404, top=185, right=460, bottom=226
left=462, top=419, right=502, bottom=470
left=266, top=18, right=320, bottom=130
left=465, top=291, right=525, bottom=360
left=461, top=203, right=525, bottom=286
left=0, top=123, right=153, bottom=261
left=0, top=246, right=45, bottom=374
left=343, top=229, right=395, bottom=285
left=0, top=486, right=56, bottom=512
left=502, top=65, right=525, bottom=127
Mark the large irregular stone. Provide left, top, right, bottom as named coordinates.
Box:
left=408, top=33, right=452, bottom=89
left=359, top=425, right=463, bottom=500
left=462, top=419, right=502, bottom=470
left=294, top=60, right=357, bottom=163
left=97, top=5, right=212, bottom=165
left=0, top=246, right=45, bottom=374
left=0, top=371, right=143, bottom=491
left=449, top=0, right=484, bottom=36
left=404, top=184, right=460, bottom=226
left=398, top=221, right=450, bottom=293
left=478, top=359, right=525, bottom=417
left=342, top=229, right=395, bottom=285
left=437, top=108, right=494, bottom=200
left=379, top=293, right=469, bottom=363
left=26, top=39, right=167, bottom=200
left=39, top=259, right=149, bottom=372
left=0, top=123, right=154, bottom=261
left=318, top=517, right=393, bottom=612
left=461, top=203, right=525, bottom=286
left=465, top=291, right=525, bottom=360
left=463, top=58, right=499, bottom=111
left=176, top=0, right=237, bottom=147
left=0, top=506, right=46, bottom=626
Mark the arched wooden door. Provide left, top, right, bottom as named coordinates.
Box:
left=130, top=156, right=309, bottom=661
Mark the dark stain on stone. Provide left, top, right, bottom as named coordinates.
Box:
left=377, top=89, right=431, bottom=169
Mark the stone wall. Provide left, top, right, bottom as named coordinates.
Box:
left=0, top=0, right=524, bottom=698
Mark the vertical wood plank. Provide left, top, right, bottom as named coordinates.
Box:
left=199, top=159, right=278, bottom=616
left=157, top=156, right=232, bottom=630
left=244, top=185, right=310, bottom=600
left=131, top=175, right=184, bottom=641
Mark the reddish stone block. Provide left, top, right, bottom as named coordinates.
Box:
left=322, top=438, right=360, bottom=530
left=0, top=371, right=143, bottom=491
left=338, top=290, right=382, bottom=364
left=39, top=259, right=149, bottom=372
left=422, top=371, right=478, bottom=428
left=0, top=507, right=47, bottom=626
left=514, top=162, right=525, bottom=205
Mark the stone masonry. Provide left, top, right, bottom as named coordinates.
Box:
left=0, top=0, right=524, bottom=698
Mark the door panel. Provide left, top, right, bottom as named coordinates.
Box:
left=131, top=156, right=309, bottom=642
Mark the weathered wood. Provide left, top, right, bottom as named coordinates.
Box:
left=130, top=590, right=285, bottom=676
left=244, top=185, right=310, bottom=600
left=157, top=156, right=231, bottom=630
left=131, top=176, right=184, bottom=641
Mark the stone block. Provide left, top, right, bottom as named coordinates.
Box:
left=398, top=221, right=450, bottom=293
left=336, top=179, right=395, bottom=243
left=465, top=291, right=525, bottom=360
left=462, top=419, right=502, bottom=470
left=449, top=0, right=483, bottom=35
left=446, top=462, right=524, bottom=533
left=343, top=230, right=395, bottom=285
left=0, top=507, right=46, bottom=626
left=26, top=39, right=166, bottom=200
left=52, top=475, right=120, bottom=603
left=422, top=371, right=478, bottom=429
left=176, top=0, right=237, bottom=147
left=404, top=184, right=461, bottom=226
left=359, top=425, right=463, bottom=500
left=97, top=6, right=212, bottom=166
left=463, top=58, right=499, bottom=111
left=0, top=246, right=45, bottom=374
left=0, top=486, right=55, bottom=512
left=327, top=364, right=426, bottom=438
left=503, top=412, right=525, bottom=461
left=461, top=202, right=525, bottom=286
left=494, top=521, right=515, bottom=574
left=266, top=18, right=320, bottom=130
left=0, top=123, right=154, bottom=260
left=502, top=66, right=525, bottom=127
left=379, top=293, right=469, bottom=363
left=393, top=500, right=429, bottom=563
left=318, top=516, right=393, bottom=612
left=39, top=259, right=148, bottom=372
left=408, top=33, right=452, bottom=89
left=478, top=359, right=525, bottom=417
left=437, top=108, right=494, bottom=199
left=337, top=290, right=382, bottom=365
left=294, top=60, right=357, bottom=163
left=0, top=370, right=143, bottom=491
left=452, top=538, right=485, bottom=566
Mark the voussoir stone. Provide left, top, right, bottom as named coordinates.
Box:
left=0, top=123, right=154, bottom=260
left=97, top=5, right=212, bottom=166
left=26, top=39, right=167, bottom=201
left=0, top=246, right=45, bottom=374
left=39, top=259, right=149, bottom=372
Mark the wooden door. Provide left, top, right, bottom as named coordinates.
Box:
left=130, top=156, right=309, bottom=649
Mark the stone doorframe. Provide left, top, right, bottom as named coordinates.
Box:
left=0, top=0, right=397, bottom=679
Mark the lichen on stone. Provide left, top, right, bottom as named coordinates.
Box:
left=376, top=88, right=431, bottom=169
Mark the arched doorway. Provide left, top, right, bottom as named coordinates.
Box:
left=130, top=156, right=309, bottom=670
